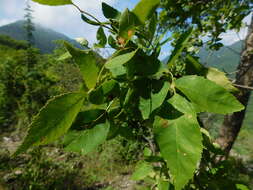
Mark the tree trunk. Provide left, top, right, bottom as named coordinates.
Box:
left=217, top=14, right=253, bottom=155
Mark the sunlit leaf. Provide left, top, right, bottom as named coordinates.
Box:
left=131, top=162, right=153, bottom=181
left=119, top=8, right=137, bottom=40
left=175, top=75, right=244, bottom=114
left=168, top=93, right=196, bottom=114
left=132, top=0, right=159, bottom=24
left=14, top=93, right=85, bottom=155
left=64, top=42, right=99, bottom=89
left=105, top=50, right=137, bottom=77
left=154, top=115, right=203, bottom=190
left=206, top=67, right=238, bottom=92
left=65, top=122, right=109, bottom=155
left=32, top=0, right=72, bottom=6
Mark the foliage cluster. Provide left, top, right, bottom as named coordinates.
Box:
left=13, top=0, right=253, bottom=190
left=0, top=35, right=82, bottom=132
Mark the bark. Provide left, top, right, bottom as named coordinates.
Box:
left=217, top=14, right=253, bottom=155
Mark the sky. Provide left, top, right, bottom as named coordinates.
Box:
left=0, top=0, right=250, bottom=59
left=0, top=0, right=138, bottom=42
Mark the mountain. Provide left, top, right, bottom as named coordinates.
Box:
left=198, top=41, right=243, bottom=74
left=0, top=20, right=81, bottom=53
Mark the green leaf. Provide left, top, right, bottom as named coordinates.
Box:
left=157, top=179, right=170, bottom=190
left=168, top=94, right=196, bottom=114
left=236, top=184, right=250, bottom=190
left=167, top=29, right=193, bottom=66
left=119, top=9, right=137, bottom=40
left=81, top=14, right=100, bottom=26
left=131, top=162, right=153, bottom=181
left=32, top=0, right=72, bottom=6
left=105, top=50, right=137, bottom=77
left=147, top=13, right=157, bottom=40
left=102, top=2, right=121, bottom=19
left=206, top=67, right=238, bottom=92
left=58, top=51, right=72, bottom=61
left=132, top=0, right=159, bottom=24
left=139, top=81, right=170, bottom=120
left=95, top=27, right=107, bottom=48
left=65, top=122, right=109, bottom=155
left=61, top=130, right=80, bottom=146
left=64, top=42, right=99, bottom=89
left=108, top=35, right=118, bottom=49
left=185, top=56, right=238, bottom=92
left=88, top=80, right=119, bottom=104
left=126, top=51, right=161, bottom=77
left=154, top=115, right=203, bottom=190
left=14, top=93, right=85, bottom=156
left=73, top=109, right=105, bottom=127
left=175, top=75, right=244, bottom=114
left=185, top=55, right=205, bottom=75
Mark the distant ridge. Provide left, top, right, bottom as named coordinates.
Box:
left=0, top=20, right=81, bottom=53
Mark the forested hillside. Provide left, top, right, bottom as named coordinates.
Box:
left=0, top=20, right=81, bottom=53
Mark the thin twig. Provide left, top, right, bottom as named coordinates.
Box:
left=72, top=2, right=100, bottom=23
left=233, top=83, right=253, bottom=90
left=71, top=2, right=112, bottom=30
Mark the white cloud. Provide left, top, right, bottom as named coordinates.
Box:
left=220, top=14, right=251, bottom=45
left=220, top=28, right=248, bottom=45
left=0, top=18, right=16, bottom=26
left=29, top=0, right=119, bottom=43
left=0, top=0, right=119, bottom=43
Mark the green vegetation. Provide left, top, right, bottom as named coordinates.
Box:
left=1, top=0, right=253, bottom=189
left=0, top=21, right=82, bottom=53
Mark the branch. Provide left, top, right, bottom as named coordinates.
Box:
left=233, top=83, right=253, bottom=90
left=71, top=2, right=112, bottom=31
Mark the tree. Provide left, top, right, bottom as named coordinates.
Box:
left=14, top=0, right=249, bottom=189
left=24, top=0, right=35, bottom=47
left=24, top=0, right=37, bottom=71
left=217, top=14, right=253, bottom=155
left=159, top=0, right=253, bottom=155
